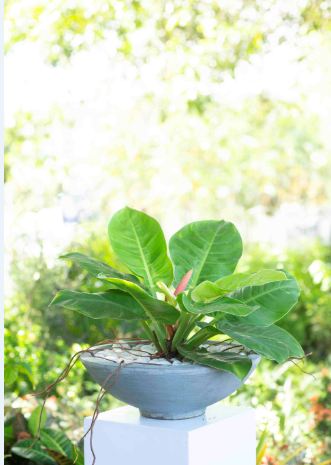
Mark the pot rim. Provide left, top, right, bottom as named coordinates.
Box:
left=80, top=343, right=261, bottom=372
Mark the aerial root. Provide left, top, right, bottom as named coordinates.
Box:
left=27, top=337, right=146, bottom=462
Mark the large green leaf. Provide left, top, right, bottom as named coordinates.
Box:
left=50, top=289, right=147, bottom=320
left=169, top=220, right=242, bottom=287
left=182, top=293, right=258, bottom=317
left=28, top=406, right=47, bottom=436
left=177, top=345, right=252, bottom=380
left=217, top=319, right=304, bottom=363
left=192, top=270, right=287, bottom=302
left=228, top=276, right=300, bottom=326
left=98, top=277, right=179, bottom=324
left=108, top=207, right=173, bottom=293
left=60, top=252, right=140, bottom=284
left=12, top=439, right=56, bottom=465
left=40, top=429, right=73, bottom=460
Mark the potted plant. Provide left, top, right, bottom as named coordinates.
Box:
left=50, top=207, right=304, bottom=420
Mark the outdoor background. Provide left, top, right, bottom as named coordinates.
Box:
left=4, top=1, right=331, bottom=464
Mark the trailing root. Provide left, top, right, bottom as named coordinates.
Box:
left=29, top=338, right=149, bottom=465
left=79, top=361, right=123, bottom=465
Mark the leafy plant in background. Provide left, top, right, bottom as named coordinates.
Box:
left=310, top=369, right=331, bottom=455
left=233, top=358, right=331, bottom=465
left=5, top=406, right=83, bottom=465
left=51, top=207, right=304, bottom=379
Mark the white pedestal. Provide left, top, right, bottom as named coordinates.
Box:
left=84, top=404, right=255, bottom=465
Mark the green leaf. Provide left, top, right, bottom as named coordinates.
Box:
left=192, top=270, right=287, bottom=302
left=12, top=439, right=56, bottom=465
left=169, top=220, right=242, bottom=287
left=182, top=294, right=258, bottom=316
left=177, top=345, right=252, bottom=380
left=108, top=207, right=173, bottom=293
left=256, top=430, right=268, bottom=465
left=217, top=319, right=304, bottom=363
left=4, top=424, right=15, bottom=442
left=191, top=282, right=229, bottom=302
left=28, top=406, right=47, bottom=437
left=46, top=450, right=72, bottom=465
left=5, top=362, right=34, bottom=387
left=5, top=363, right=18, bottom=385
left=60, top=252, right=140, bottom=284
left=73, top=448, right=84, bottom=465
left=40, top=429, right=73, bottom=460
left=228, top=275, right=300, bottom=326
left=98, top=277, right=179, bottom=324
left=50, top=289, right=147, bottom=320
left=217, top=269, right=287, bottom=289
left=17, top=362, right=34, bottom=386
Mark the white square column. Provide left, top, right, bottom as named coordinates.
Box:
left=84, top=404, right=255, bottom=465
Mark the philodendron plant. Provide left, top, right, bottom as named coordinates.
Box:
left=51, top=207, right=304, bottom=381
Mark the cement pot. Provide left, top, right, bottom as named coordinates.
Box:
left=80, top=345, right=260, bottom=420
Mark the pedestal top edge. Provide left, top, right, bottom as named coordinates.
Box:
left=84, top=404, right=254, bottom=432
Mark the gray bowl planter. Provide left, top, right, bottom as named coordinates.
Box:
left=80, top=346, right=260, bottom=420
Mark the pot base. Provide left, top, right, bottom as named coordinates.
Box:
left=139, top=408, right=205, bottom=420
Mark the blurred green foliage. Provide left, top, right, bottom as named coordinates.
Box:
left=232, top=359, right=331, bottom=464
left=5, top=405, right=84, bottom=465
left=4, top=0, right=331, bottom=226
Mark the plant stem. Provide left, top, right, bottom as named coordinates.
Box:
left=171, top=313, right=197, bottom=351
left=143, top=321, right=168, bottom=356
left=256, top=429, right=268, bottom=465
left=185, top=326, right=217, bottom=349
left=152, top=322, right=169, bottom=356
left=156, top=281, right=177, bottom=306
left=181, top=316, right=200, bottom=341
left=141, top=317, right=168, bottom=356
left=166, top=324, right=175, bottom=339
left=141, top=321, right=161, bottom=350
